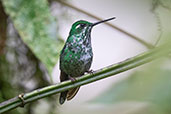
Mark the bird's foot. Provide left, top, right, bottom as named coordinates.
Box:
left=68, top=75, right=76, bottom=82
left=18, top=93, right=25, bottom=107
left=86, top=69, right=94, bottom=74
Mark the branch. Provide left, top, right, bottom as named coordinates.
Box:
left=56, top=0, right=154, bottom=49
left=0, top=43, right=171, bottom=113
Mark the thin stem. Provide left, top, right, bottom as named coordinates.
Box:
left=56, top=0, right=154, bottom=49
left=0, top=43, right=170, bottom=113
left=151, top=1, right=163, bottom=46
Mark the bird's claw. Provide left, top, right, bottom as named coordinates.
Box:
left=68, top=75, right=76, bottom=82
left=86, top=69, right=94, bottom=74
left=18, top=93, right=25, bottom=107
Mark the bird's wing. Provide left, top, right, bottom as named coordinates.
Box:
left=67, top=87, right=80, bottom=100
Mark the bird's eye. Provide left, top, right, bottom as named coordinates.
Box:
left=75, top=23, right=86, bottom=29
left=80, top=23, right=86, bottom=28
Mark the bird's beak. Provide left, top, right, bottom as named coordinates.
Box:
left=91, top=17, right=116, bottom=27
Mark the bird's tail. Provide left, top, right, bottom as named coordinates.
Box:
left=59, top=71, right=68, bottom=105
left=59, top=87, right=80, bottom=104
left=67, top=87, right=80, bottom=100
left=59, top=71, right=80, bottom=104
left=59, top=91, right=68, bottom=105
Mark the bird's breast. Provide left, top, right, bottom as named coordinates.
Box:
left=60, top=44, right=93, bottom=77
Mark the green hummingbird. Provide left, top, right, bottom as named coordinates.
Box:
left=59, top=17, right=115, bottom=104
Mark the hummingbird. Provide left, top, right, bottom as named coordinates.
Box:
left=59, top=17, right=115, bottom=104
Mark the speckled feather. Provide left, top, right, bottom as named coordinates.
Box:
left=59, top=20, right=93, bottom=104
left=59, top=17, right=115, bottom=104
left=60, top=21, right=93, bottom=77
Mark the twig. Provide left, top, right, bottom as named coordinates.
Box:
left=0, top=42, right=171, bottom=113
left=151, top=0, right=163, bottom=46
left=56, top=0, right=154, bottom=49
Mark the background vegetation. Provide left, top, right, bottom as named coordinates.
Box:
left=0, top=0, right=171, bottom=114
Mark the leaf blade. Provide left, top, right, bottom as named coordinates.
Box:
left=2, top=0, right=64, bottom=75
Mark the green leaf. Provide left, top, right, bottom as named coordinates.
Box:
left=2, top=0, right=64, bottom=75
left=92, top=59, right=171, bottom=112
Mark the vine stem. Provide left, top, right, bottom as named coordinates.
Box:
left=0, top=43, right=171, bottom=113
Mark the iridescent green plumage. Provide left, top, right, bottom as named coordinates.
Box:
left=60, top=20, right=93, bottom=77
left=59, top=17, right=115, bottom=104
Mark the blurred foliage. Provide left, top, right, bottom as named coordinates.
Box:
left=151, top=0, right=171, bottom=46
left=90, top=1, right=171, bottom=114
left=0, top=19, right=58, bottom=114
left=0, top=0, right=171, bottom=114
left=152, top=0, right=171, bottom=10
left=2, top=0, right=64, bottom=75
left=0, top=0, right=64, bottom=113
left=92, top=59, right=171, bottom=113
